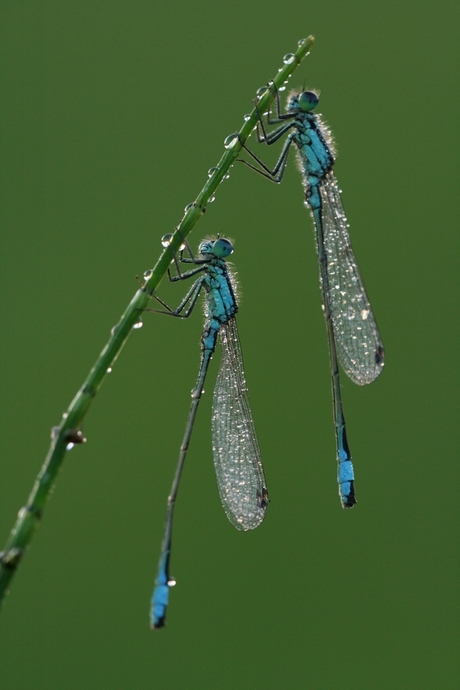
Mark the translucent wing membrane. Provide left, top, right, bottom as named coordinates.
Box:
left=320, top=173, right=385, bottom=385
left=212, top=318, right=268, bottom=530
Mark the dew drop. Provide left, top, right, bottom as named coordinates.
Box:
left=223, top=133, right=238, bottom=149
left=297, top=38, right=307, bottom=47
left=1, top=547, right=22, bottom=568
left=278, top=85, right=286, bottom=92
left=224, top=172, right=230, bottom=180
left=161, top=233, right=185, bottom=251
left=283, top=53, right=296, bottom=64
left=107, top=367, right=112, bottom=373
left=184, top=202, right=195, bottom=214
left=143, top=268, right=153, bottom=279
left=256, top=86, right=268, bottom=98
left=66, top=443, right=75, bottom=451
left=243, top=113, right=251, bottom=122
left=161, top=234, right=173, bottom=248
left=111, top=325, right=118, bottom=336
left=133, top=321, right=143, bottom=330
left=207, top=167, right=218, bottom=178
left=167, top=578, right=177, bottom=587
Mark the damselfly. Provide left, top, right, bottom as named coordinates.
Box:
left=150, top=235, right=268, bottom=628
left=238, top=86, right=384, bottom=508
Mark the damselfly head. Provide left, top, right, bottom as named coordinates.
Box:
left=212, top=238, right=233, bottom=258
left=287, top=89, right=319, bottom=113
left=199, top=237, right=233, bottom=258
left=299, top=91, right=319, bottom=111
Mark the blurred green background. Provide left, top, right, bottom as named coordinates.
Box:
left=0, top=2, right=458, bottom=688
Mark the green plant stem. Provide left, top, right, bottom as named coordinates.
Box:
left=0, top=36, right=314, bottom=607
